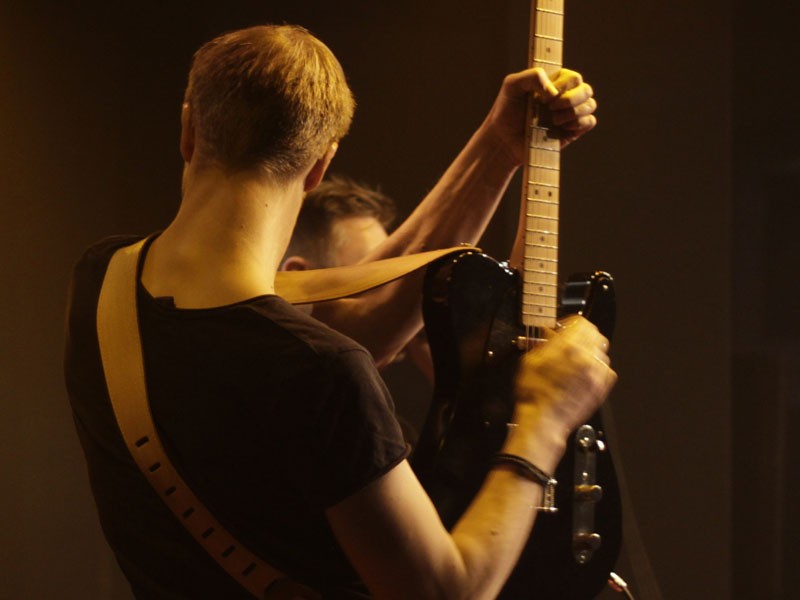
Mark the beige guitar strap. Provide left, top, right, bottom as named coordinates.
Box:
left=275, top=244, right=477, bottom=304
left=95, top=236, right=476, bottom=599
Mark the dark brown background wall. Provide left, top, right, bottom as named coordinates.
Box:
left=0, top=1, right=796, bottom=598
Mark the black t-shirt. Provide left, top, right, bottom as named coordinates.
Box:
left=64, top=235, right=409, bottom=599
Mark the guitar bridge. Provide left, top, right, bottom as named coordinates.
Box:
left=573, top=424, right=604, bottom=564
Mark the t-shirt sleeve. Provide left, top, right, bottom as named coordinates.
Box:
left=293, top=348, right=410, bottom=509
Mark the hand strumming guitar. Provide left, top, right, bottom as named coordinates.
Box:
left=504, top=315, right=617, bottom=478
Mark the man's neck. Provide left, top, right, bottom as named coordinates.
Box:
left=142, top=165, right=304, bottom=308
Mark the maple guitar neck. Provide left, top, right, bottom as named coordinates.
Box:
left=521, top=0, right=564, bottom=330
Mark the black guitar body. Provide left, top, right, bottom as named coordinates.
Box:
left=411, top=251, right=622, bottom=599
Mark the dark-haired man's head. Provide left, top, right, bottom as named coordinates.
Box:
left=282, top=175, right=397, bottom=270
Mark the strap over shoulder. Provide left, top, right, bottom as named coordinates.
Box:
left=96, top=238, right=320, bottom=599
left=275, top=244, right=479, bottom=304
left=95, top=236, right=475, bottom=598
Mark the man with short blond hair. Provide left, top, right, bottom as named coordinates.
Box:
left=65, top=23, right=614, bottom=599
left=184, top=25, right=354, bottom=177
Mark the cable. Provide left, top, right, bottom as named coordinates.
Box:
left=608, top=572, right=636, bottom=600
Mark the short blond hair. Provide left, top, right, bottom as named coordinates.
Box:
left=185, top=25, right=355, bottom=178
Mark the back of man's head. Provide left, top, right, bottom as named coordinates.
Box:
left=284, top=175, right=397, bottom=268
left=185, top=25, right=355, bottom=179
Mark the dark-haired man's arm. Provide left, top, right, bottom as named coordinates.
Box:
left=311, top=67, right=597, bottom=366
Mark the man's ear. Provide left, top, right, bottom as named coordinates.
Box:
left=180, top=102, right=195, bottom=162
left=303, top=142, right=339, bottom=192
left=280, top=256, right=313, bottom=271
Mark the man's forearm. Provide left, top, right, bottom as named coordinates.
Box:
left=311, top=123, right=520, bottom=365
left=312, top=66, right=598, bottom=363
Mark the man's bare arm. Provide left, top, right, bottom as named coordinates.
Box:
left=326, top=317, right=615, bottom=599
left=312, top=68, right=597, bottom=366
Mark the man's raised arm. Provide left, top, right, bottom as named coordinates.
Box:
left=311, top=67, right=597, bottom=365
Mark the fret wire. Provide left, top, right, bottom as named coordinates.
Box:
left=522, top=316, right=558, bottom=323
left=529, top=177, right=559, bottom=186
left=522, top=294, right=555, bottom=308
left=533, top=34, right=563, bottom=42
left=533, top=59, right=561, bottom=67
left=526, top=228, right=558, bottom=234
left=523, top=258, right=558, bottom=266
left=522, top=268, right=558, bottom=275
left=522, top=299, right=558, bottom=307
left=529, top=146, right=559, bottom=154
left=524, top=256, right=557, bottom=262
left=527, top=181, right=559, bottom=188
left=535, top=7, right=564, bottom=15
left=523, top=256, right=556, bottom=261
left=523, top=290, right=558, bottom=296
left=523, top=278, right=558, bottom=285
left=528, top=198, right=558, bottom=205
left=522, top=298, right=558, bottom=306
left=523, top=288, right=558, bottom=295
left=521, top=317, right=557, bottom=325
left=522, top=256, right=558, bottom=262
left=522, top=296, right=557, bottom=309
left=521, top=317, right=558, bottom=324
left=528, top=164, right=560, bottom=172
left=529, top=154, right=559, bottom=163
left=522, top=305, right=558, bottom=311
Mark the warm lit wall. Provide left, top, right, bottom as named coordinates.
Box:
left=0, top=1, right=766, bottom=598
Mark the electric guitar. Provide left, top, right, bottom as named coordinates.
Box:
left=411, top=1, right=622, bottom=597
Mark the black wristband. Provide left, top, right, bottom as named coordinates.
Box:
left=491, top=453, right=558, bottom=512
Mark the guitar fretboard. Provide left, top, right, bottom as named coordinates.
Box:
left=521, top=0, right=564, bottom=329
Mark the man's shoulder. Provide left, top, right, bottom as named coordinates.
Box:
left=72, top=233, right=149, bottom=275
left=255, top=298, right=370, bottom=367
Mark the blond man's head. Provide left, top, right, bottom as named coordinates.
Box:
left=184, top=25, right=355, bottom=179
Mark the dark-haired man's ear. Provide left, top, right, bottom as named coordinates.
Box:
left=303, top=142, right=339, bottom=192
left=280, top=256, right=313, bottom=271
left=180, top=102, right=196, bottom=163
